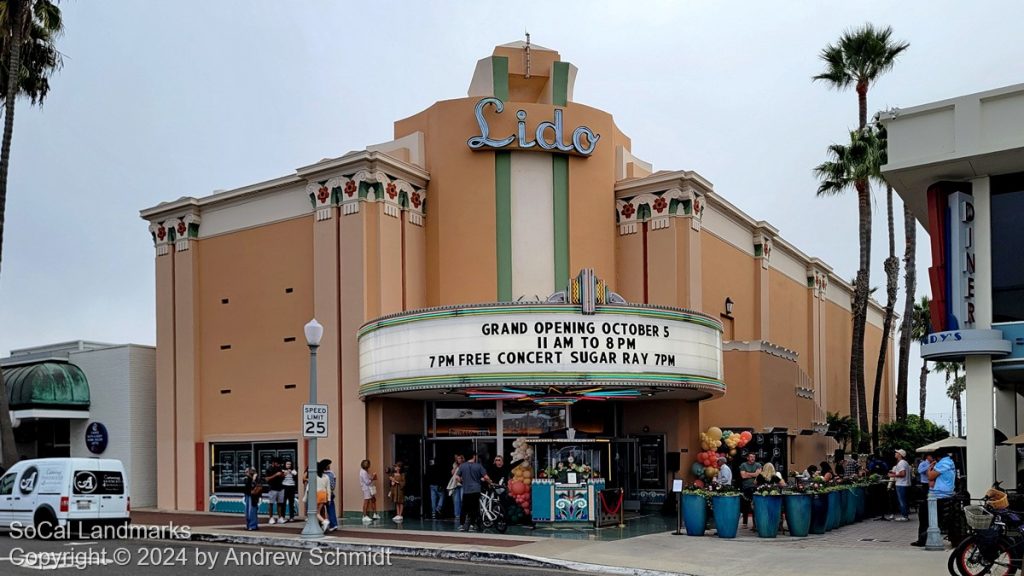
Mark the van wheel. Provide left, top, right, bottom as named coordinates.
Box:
left=33, top=509, right=58, bottom=540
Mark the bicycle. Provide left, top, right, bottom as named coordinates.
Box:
left=949, top=484, right=1024, bottom=576
left=479, top=480, right=508, bottom=534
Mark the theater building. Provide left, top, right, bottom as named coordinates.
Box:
left=141, top=41, right=893, bottom=514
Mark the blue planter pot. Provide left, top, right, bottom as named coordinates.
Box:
left=842, top=489, right=857, bottom=525
left=682, top=494, right=707, bottom=536
left=712, top=495, right=740, bottom=539
left=810, top=494, right=828, bottom=535
left=753, top=495, right=782, bottom=538
left=838, top=489, right=850, bottom=526
left=826, top=491, right=841, bottom=530
left=785, top=494, right=811, bottom=537
left=855, top=487, right=866, bottom=521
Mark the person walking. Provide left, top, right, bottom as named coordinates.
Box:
left=389, top=461, right=407, bottom=522
left=315, top=460, right=331, bottom=532
left=911, top=451, right=955, bottom=546
left=360, top=459, right=378, bottom=523
left=888, top=449, right=911, bottom=521
left=281, top=460, right=298, bottom=522
left=243, top=467, right=260, bottom=531
left=426, top=458, right=447, bottom=519
left=264, top=458, right=286, bottom=525
left=456, top=452, right=491, bottom=532
left=739, top=452, right=762, bottom=527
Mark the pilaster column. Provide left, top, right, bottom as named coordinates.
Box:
left=966, top=176, right=994, bottom=498
left=170, top=212, right=201, bottom=510
left=753, top=224, right=777, bottom=341
left=150, top=221, right=176, bottom=510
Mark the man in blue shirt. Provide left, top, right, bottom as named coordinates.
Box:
left=912, top=452, right=956, bottom=546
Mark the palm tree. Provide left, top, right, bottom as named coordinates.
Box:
left=827, top=412, right=861, bottom=453
left=815, top=126, right=885, bottom=451
left=934, top=360, right=964, bottom=436
left=0, top=0, right=63, bottom=467
left=896, top=201, right=916, bottom=421
left=911, top=297, right=932, bottom=419
left=947, top=374, right=966, bottom=438
left=867, top=122, right=898, bottom=450
left=814, top=24, right=908, bottom=453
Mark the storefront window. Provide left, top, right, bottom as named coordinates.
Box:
left=502, top=405, right=566, bottom=436
left=211, top=441, right=296, bottom=493
left=992, top=173, right=1024, bottom=323
left=430, top=402, right=496, bottom=437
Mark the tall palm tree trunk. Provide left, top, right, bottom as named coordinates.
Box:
left=955, top=396, right=963, bottom=437
left=872, top=184, right=899, bottom=450
left=853, top=177, right=872, bottom=453
left=0, top=0, right=27, bottom=467
left=918, top=364, right=928, bottom=420
left=896, top=205, right=915, bottom=421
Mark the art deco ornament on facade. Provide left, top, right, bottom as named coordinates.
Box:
left=149, top=214, right=200, bottom=255
left=616, top=188, right=705, bottom=235
left=467, top=97, right=600, bottom=157
left=305, top=170, right=426, bottom=225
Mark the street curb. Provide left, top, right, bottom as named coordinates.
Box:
left=166, top=530, right=693, bottom=576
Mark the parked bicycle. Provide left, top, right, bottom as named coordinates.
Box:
left=949, top=483, right=1023, bottom=576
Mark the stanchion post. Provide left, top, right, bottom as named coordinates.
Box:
left=925, top=492, right=943, bottom=551
left=618, top=487, right=625, bottom=528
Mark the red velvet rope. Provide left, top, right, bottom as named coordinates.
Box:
left=599, top=489, right=623, bottom=516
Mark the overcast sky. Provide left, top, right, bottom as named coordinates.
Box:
left=2, top=0, right=1021, bottom=427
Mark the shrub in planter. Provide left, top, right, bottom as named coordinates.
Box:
left=782, top=484, right=813, bottom=537
left=680, top=487, right=709, bottom=537
left=707, top=483, right=741, bottom=539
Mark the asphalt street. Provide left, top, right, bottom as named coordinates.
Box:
left=0, top=535, right=586, bottom=575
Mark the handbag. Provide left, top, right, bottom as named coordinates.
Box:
left=369, top=485, right=377, bottom=496
left=250, top=482, right=263, bottom=497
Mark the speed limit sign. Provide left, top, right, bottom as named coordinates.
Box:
left=302, top=404, right=328, bottom=438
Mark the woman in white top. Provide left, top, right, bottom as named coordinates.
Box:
left=359, top=459, right=379, bottom=522
left=315, top=461, right=331, bottom=531
left=281, top=460, right=298, bottom=521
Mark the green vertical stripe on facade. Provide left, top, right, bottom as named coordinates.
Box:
left=553, top=155, right=569, bottom=291
left=495, top=151, right=512, bottom=301
left=552, top=61, right=570, bottom=106
left=492, top=56, right=509, bottom=101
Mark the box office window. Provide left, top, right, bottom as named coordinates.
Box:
left=430, top=402, right=497, bottom=437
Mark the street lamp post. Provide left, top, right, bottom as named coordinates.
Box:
left=301, top=318, right=324, bottom=538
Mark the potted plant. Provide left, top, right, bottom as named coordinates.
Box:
left=854, top=477, right=869, bottom=521
left=806, top=477, right=829, bottom=535
left=680, top=483, right=709, bottom=536
left=783, top=481, right=812, bottom=537
left=841, top=483, right=857, bottom=526
left=708, top=482, right=741, bottom=538
left=753, top=484, right=783, bottom=538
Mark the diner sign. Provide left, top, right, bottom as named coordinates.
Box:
left=358, top=306, right=722, bottom=394
left=467, top=97, right=600, bottom=157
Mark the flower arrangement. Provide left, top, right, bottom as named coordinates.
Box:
left=680, top=481, right=711, bottom=497
left=541, top=460, right=593, bottom=481
left=705, top=480, right=739, bottom=495
left=755, top=484, right=783, bottom=496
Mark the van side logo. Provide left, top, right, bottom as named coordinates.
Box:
left=19, top=466, right=39, bottom=494
left=74, top=471, right=98, bottom=494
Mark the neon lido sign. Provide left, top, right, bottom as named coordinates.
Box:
left=467, top=97, right=600, bottom=157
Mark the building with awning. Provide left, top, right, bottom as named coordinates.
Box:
left=0, top=341, right=157, bottom=507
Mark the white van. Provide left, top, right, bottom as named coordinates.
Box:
left=0, top=458, right=130, bottom=534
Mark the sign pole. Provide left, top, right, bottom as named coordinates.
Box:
left=301, top=342, right=322, bottom=538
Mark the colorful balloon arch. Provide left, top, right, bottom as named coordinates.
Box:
left=692, top=427, right=753, bottom=479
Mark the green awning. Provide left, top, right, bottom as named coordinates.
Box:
left=4, top=362, right=90, bottom=410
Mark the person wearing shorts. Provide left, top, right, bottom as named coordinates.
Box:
left=264, top=458, right=286, bottom=524
left=360, top=459, right=378, bottom=522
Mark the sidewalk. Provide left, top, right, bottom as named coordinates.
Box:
left=132, top=510, right=951, bottom=576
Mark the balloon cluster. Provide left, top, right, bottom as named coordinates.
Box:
left=690, top=427, right=754, bottom=479
left=508, top=438, right=535, bottom=516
